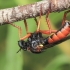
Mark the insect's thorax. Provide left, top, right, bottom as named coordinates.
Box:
left=27, top=32, right=44, bottom=53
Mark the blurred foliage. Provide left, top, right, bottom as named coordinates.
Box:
left=0, top=0, right=70, bottom=70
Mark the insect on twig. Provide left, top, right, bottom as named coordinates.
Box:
left=18, top=20, right=70, bottom=53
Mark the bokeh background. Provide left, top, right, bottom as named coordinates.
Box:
left=0, top=0, right=70, bottom=70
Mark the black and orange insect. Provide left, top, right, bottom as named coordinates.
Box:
left=7, top=3, right=70, bottom=53
left=17, top=20, right=70, bottom=53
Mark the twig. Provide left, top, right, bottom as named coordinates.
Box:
left=0, top=0, right=70, bottom=25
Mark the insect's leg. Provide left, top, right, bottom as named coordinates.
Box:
left=19, top=19, right=31, bottom=40
left=34, top=17, right=38, bottom=26
left=36, top=12, right=41, bottom=32
left=39, top=30, right=57, bottom=35
left=9, top=19, right=31, bottom=40
left=24, top=19, right=28, bottom=34
left=35, top=4, right=43, bottom=32
left=9, top=23, right=22, bottom=39
left=4, top=13, right=22, bottom=39
left=34, top=17, right=57, bottom=34
left=20, top=33, right=31, bottom=40
left=46, top=10, right=52, bottom=34
left=62, top=10, right=70, bottom=26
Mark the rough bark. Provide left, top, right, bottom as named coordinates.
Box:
left=0, top=0, right=70, bottom=25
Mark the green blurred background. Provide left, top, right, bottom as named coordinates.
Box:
left=0, top=0, right=70, bottom=70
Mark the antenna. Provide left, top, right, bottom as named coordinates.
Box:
left=16, top=48, right=21, bottom=53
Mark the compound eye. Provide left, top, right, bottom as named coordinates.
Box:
left=18, top=40, right=27, bottom=51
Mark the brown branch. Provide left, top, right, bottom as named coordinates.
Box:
left=0, top=0, right=70, bottom=25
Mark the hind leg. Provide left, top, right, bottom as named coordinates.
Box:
left=45, top=10, right=52, bottom=34
left=62, top=10, right=70, bottom=26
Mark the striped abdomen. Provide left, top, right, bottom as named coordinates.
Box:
left=44, top=21, right=70, bottom=45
